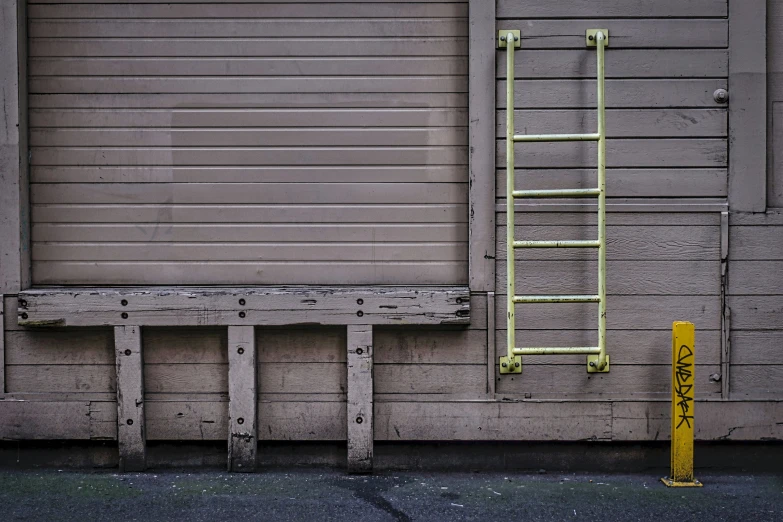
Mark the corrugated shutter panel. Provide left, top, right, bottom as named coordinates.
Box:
left=28, top=1, right=468, bottom=285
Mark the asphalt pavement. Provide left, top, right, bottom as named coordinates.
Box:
left=1, top=469, right=781, bottom=521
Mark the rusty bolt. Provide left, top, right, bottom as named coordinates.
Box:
left=121, top=312, right=128, bottom=319
left=237, top=417, right=244, bottom=425
left=713, top=89, right=729, bottom=104
left=356, top=298, right=363, bottom=305
left=239, top=298, right=246, bottom=306
left=357, top=310, right=364, bottom=317
left=239, top=311, right=246, bottom=318
left=356, top=416, right=363, bottom=424
left=21, top=312, right=28, bottom=320
left=237, top=347, right=244, bottom=355
left=121, top=299, right=128, bottom=306
left=356, top=348, right=363, bottom=355
left=127, top=419, right=133, bottom=426
left=124, top=349, right=131, bottom=356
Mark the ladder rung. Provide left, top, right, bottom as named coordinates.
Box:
left=513, top=347, right=601, bottom=355
left=513, top=133, right=601, bottom=143
left=513, top=295, right=601, bottom=304
left=513, top=240, right=600, bottom=249
left=512, top=188, right=601, bottom=198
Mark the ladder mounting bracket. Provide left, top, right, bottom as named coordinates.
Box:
left=497, top=30, right=521, bottom=49
left=499, top=355, right=522, bottom=374
left=586, top=29, right=609, bottom=47
left=587, top=354, right=610, bottom=373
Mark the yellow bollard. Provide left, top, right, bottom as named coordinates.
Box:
left=662, top=321, right=702, bottom=487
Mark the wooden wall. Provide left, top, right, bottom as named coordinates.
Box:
left=493, top=1, right=727, bottom=400
left=1, top=0, right=782, bottom=454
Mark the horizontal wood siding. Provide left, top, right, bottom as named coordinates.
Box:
left=728, top=213, right=783, bottom=399
left=493, top=1, right=727, bottom=399
left=28, top=1, right=469, bottom=285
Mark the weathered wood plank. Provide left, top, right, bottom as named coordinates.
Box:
left=501, top=199, right=728, bottom=214
left=146, top=364, right=227, bottom=395
left=728, top=262, right=783, bottom=295
left=497, top=79, right=725, bottom=109
left=5, top=328, right=114, bottom=365
left=497, top=169, right=727, bottom=198
left=347, top=325, right=373, bottom=473
left=260, top=401, right=346, bottom=441
left=730, top=210, right=783, bottom=226
left=731, top=332, right=783, bottom=364
left=611, top=401, right=783, bottom=441
left=503, top=213, right=722, bottom=227
left=0, top=400, right=92, bottom=439
left=495, top=329, right=722, bottom=366
left=496, top=50, right=727, bottom=79
left=18, top=287, right=470, bottom=327
left=496, top=19, right=727, bottom=49
left=496, top=139, right=726, bottom=168
left=729, top=226, right=783, bottom=260
left=496, top=296, right=721, bottom=331
left=495, top=364, right=722, bottom=399
left=494, top=261, right=720, bottom=297
left=728, top=0, right=767, bottom=212
left=5, top=364, right=115, bottom=393
left=146, top=400, right=227, bottom=441
left=728, top=296, right=783, bottom=330
left=496, top=1, right=727, bottom=18
left=375, top=364, right=485, bottom=395
left=496, top=225, right=720, bottom=260
left=375, top=401, right=613, bottom=441
left=730, top=366, right=783, bottom=398
left=227, top=325, right=256, bottom=472
left=497, top=109, right=727, bottom=138
left=114, top=325, right=145, bottom=471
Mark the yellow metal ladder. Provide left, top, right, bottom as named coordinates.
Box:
left=498, top=29, right=610, bottom=375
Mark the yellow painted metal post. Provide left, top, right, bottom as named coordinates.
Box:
left=662, top=321, right=702, bottom=487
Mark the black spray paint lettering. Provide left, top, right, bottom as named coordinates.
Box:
left=675, top=344, right=694, bottom=429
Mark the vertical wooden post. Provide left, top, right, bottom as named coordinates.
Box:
left=228, top=325, right=257, bottom=472
left=662, top=321, right=701, bottom=487
left=114, top=325, right=145, bottom=472
left=347, top=325, right=373, bottom=473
